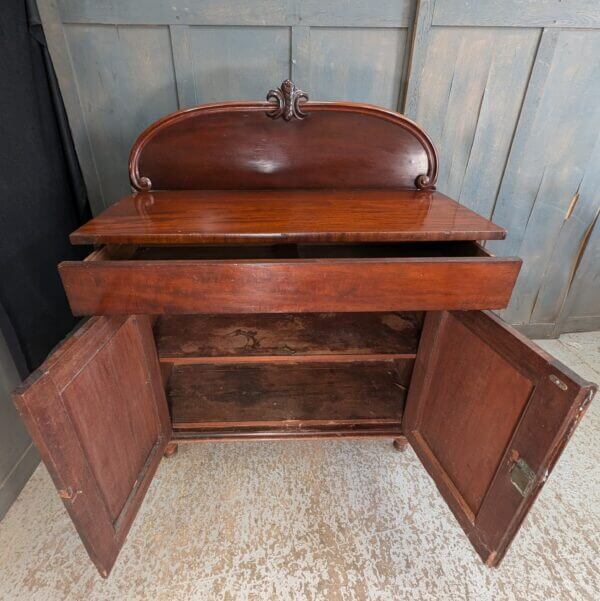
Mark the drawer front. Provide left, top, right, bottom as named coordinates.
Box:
left=59, top=257, right=521, bottom=315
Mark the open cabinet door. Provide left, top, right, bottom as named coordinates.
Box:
left=404, top=311, right=596, bottom=567
left=13, top=315, right=171, bottom=577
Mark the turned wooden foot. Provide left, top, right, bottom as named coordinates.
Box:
left=393, top=437, right=408, bottom=452
left=164, top=442, right=179, bottom=458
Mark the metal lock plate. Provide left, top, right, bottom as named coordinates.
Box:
left=510, top=458, right=536, bottom=498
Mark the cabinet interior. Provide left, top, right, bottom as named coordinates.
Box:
left=94, top=240, right=492, bottom=261
left=87, top=240, right=494, bottom=439
left=154, top=312, right=424, bottom=439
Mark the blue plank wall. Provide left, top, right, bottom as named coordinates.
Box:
left=37, top=0, right=600, bottom=337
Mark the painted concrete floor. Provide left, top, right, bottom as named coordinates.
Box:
left=0, top=332, right=599, bottom=601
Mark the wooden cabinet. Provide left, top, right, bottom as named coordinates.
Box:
left=13, top=81, right=596, bottom=577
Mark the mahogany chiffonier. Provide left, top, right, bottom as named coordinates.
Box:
left=13, top=81, right=596, bottom=578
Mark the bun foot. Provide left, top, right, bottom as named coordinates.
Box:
left=164, top=442, right=179, bottom=458
left=393, top=437, right=408, bottom=452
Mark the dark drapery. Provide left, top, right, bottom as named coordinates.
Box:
left=0, top=0, right=90, bottom=377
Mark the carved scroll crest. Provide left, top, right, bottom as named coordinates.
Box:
left=266, top=80, right=309, bottom=121
left=415, top=174, right=435, bottom=190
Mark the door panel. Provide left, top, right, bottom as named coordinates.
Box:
left=404, top=310, right=596, bottom=566
left=13, top=316, right=171, bottom=577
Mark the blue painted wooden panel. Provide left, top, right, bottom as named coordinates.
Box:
left=58, top=0, right=296, bottom=26
left=57, top=0, right=414, bottom=27
left=65, top=24, right=178, bottom=205
left=414, top=26, right=539, bottom=217
left=188, top=26, right=291, bottom=104
left=489, top=29, right=600, bottom=326
left=47, top=1, right=415, bottom=208
left=433, top=0, right=600, bottom=28
left=307, top=27, right=409, bottom=109
left=533, top=133, right=600, bottom=328
left=560, top=216, right=600, bottom=332
left=406, top=9, right=600, bottom=334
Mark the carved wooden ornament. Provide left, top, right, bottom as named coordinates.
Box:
left=266, top=79, right=309, bottom=121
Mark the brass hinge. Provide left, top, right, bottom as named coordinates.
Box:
left=549, top=374, right=568, bottom=390
left=510, top=458, right=536, bottom=498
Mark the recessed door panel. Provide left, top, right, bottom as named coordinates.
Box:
left=13, top=315, right=171, bottom=577
left=404, top=310, right=595, bottom=566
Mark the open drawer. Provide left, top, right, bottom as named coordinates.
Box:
left=59, top=241, right=521, bottom=315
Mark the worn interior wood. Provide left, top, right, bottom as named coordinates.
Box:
left=69, top=189, right=506, bottom=246
left=168, top=360, right=411, bottom=435
left=155, top=312, right=423, bottom=363
left=155, top=311, right=418, bottom=438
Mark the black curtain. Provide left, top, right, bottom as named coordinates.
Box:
left=0, top=0, right=90, bottom=377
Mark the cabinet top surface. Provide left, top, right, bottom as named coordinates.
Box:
left=70, top=189, right=506, bottom=246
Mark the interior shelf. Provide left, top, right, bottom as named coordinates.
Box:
left=168, top=360, right=411, bottom=436
left=155, top=312, right=423, bottom=363
left=157, top=312, right=421, bottom=438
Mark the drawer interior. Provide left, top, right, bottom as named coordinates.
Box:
left=93, top=240, right=492, bottom=261
left=155, top=312, right=423, bottom=439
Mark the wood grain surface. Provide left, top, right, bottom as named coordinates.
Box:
left=128, top=103, right=438, bottom=192
left=69, top=189, right=506, bottom=246
left=59, top=254, right=521, bottom=315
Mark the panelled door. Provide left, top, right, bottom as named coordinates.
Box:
left=404, top=310, right=595, bottom=566
left=13, top=315, right=171, bottom=577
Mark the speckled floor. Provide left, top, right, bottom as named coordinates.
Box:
left=0, top=332, right=599, bottom=601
